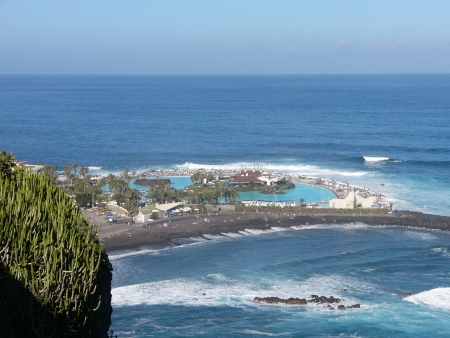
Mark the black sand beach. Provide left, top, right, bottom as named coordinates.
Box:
left=101, top=210, right=450, bottom=252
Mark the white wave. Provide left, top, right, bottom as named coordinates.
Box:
left=361, top=268, right=375, bottom=273
left=205, top=273, right=234, bottom=282
left=296, top=222, right=370, bottom=231
left=405, top=287, right=450, bottom=311
left=338, top=171, right=368, bottom=177
left=404, top=230, right=438, bottom=241
left=108, top=248, right=166, bottom=260
left=87, top=166, right=102, bottom=171
left=363, top=156, right=389, bottom=162
left=171, top=237, right=209, bottom=245
left=190, top=236, right=209, bottom=242
left=290, top=226, right=304, bottom=230
left=238, top=230, right=251, bottom=236
left=271, top=227, right=290, bottom=232
left=432, top=247, right=450, bottom=257
left=240, top=330, right=290, bottom=336
left=221, top=232, right=244, bottom=237
left=112, top=274, right=375, bottom=308
left=244, top=228, right=276, bottom=235
left=177, top=161, right=367, bottom=178
left=203, top=234, right=228, bottom=240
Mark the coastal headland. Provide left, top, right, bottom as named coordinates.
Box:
left=100, top=210, right=450, bottom=252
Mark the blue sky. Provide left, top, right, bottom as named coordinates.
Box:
left=1, top=0, right=449, bottom=74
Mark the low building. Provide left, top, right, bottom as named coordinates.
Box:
left=231, top=170, right=265, bottom=185
left=329, top=190, right=377, bottom=209
left=14, top=161, right=44, bottom=174
left=135, top=202, right=185, bottom=222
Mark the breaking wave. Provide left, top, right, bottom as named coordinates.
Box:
left=405, top=287, right=450, bottom=311
left=363, top=156, right=390, bottom=162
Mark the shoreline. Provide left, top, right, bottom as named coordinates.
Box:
left=100, top=210, right=450, bottom=252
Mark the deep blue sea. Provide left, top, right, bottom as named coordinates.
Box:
left=1, top=74, right=450, bottom=336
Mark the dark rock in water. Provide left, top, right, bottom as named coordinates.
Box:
left=309, top=295, right=341, bottom=304
left=253, top=296, right=308, bottom=305
left=396, top=292, right=413, bottom=297
left=254, top=295, right=340, bottom=305
left=254, top=295, right=361, bottom=311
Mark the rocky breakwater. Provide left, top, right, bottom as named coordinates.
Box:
left=364, top=211, right=450, bottom=231
left=254, top=295, right=360, bottom=310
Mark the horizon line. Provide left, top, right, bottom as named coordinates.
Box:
left=1, top=72, right=449, bottom=76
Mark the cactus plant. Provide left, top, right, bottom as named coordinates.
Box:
left=0, top=167, right=112, bottom=337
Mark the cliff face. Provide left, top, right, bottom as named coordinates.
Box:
left=0, top=168, right=112, bottom=337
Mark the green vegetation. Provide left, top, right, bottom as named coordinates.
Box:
left=145, top=175, right=240, bottom=205
left=0, top=152, right=112, bottom=337
left=234, top=181, right=295, bottom=193
left=105, top=172, right=140, bottom=213
left=187, top=174, right=239, bottom=204
left=39, top=161, right=141, bottom=213
left=146, top=179, right=186, bottom=204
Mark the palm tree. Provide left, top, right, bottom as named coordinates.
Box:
left=71, top=163, right=79, bottom=179
left=79, top=166, right=89, bottom=178
left=227, top=187, right=239, bottom=204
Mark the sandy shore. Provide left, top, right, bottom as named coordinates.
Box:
left=100, top=210, right=450, bottom=252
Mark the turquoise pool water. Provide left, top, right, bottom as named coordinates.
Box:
left=238, top=182, right=336, bottom=203
left=107, top=178, right=335, bottom=204
left=102, top=176, right=193, bottom=192
left=130, top=176, right=193, bottom=191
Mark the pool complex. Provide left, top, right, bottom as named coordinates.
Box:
left=131, top=177, right=336, bottom=203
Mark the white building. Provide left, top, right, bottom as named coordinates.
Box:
left=329, top=190, right=376, bottom=209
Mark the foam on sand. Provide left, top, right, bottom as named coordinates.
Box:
left=405, top=287, right=450, bottom=311
left=363, top=156, right=390, bottom=162
left=271, top=227, right=290, bottom=232
left=203, top=234, right=228, bottom=240
left=109, top=247, right=167, bottom=260
left=244, top=228, right=276, bottom=235
left=171, top=237, right=209, bottom=245
left=221, top=232, right=244, bottom=237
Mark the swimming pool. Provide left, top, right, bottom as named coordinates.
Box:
left=238, top=182, right=336, bottom=203
left=129, top=176, right=193, bottom=191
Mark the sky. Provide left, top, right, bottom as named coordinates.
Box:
left=1, top=0, right=449, bottom=74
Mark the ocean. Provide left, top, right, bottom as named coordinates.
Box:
left=1, top=74, right=450, bottom=336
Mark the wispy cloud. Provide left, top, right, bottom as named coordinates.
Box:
left=333, top=40, right=359, bottom=50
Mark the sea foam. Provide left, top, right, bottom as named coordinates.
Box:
left=363, top=156, right=390, bottom=162
left=405, top=287, right=450, bottom=311
left=112, top=274, right=374, bottom=308
left=108, top=247, right=167, bottom=260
